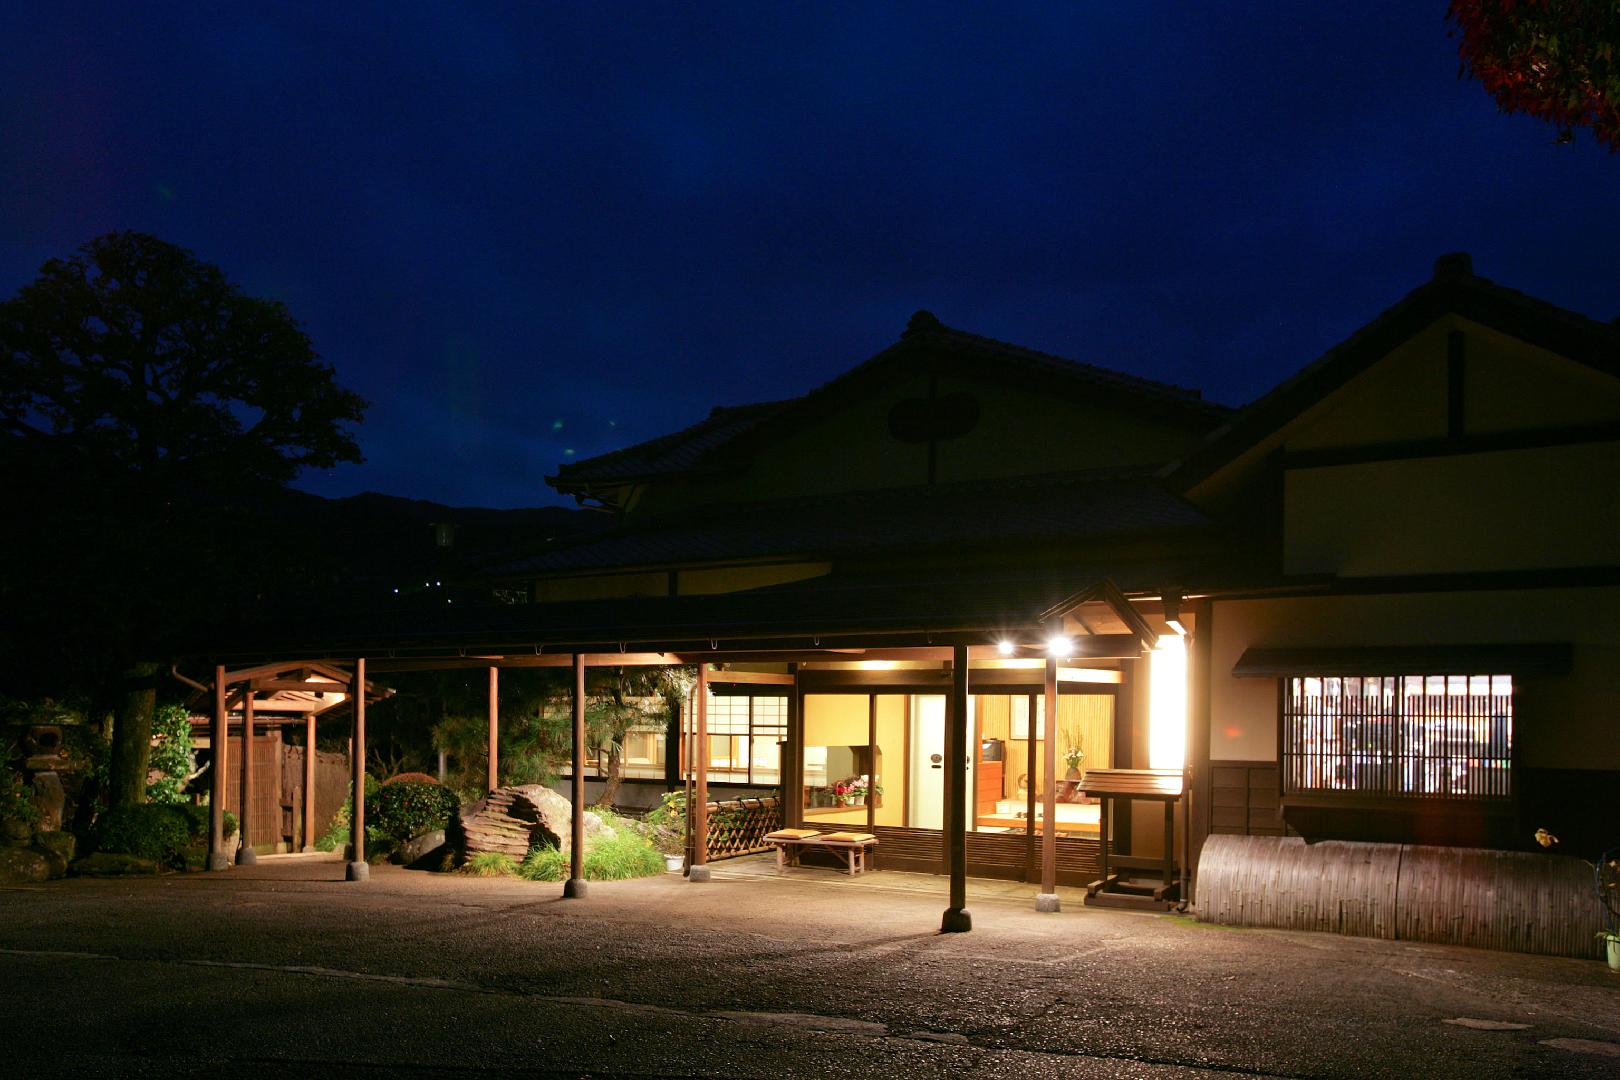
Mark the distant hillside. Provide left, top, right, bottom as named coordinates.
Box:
left=251, top=489, right=607, bottom=610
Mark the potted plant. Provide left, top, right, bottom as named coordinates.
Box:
left=1598, top=846, right=1620, bottom=972
left=1064, top=745, right=1085, bottom=781
left=647, top=791, right=687, bottom=873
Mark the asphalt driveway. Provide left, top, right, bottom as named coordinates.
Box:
left=1, top=853, right=1616, bottom=1078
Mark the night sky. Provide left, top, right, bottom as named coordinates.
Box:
left=3, top=4, right=1616, bottom=508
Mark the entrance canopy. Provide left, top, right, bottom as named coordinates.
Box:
left=215, top=563, right=1198, bottom=667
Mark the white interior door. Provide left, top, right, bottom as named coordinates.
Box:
left=908, top=695, right=974, bottom=830
left=909, top=696, right=945, bottom=829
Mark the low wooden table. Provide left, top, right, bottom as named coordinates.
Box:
left=765, top=829, right=879, bottom=875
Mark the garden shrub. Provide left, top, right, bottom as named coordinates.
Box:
left=518, top=845, right=567, bottom=881
left=315, top=777, right=378, bottom=852
left=380, top=771, right=439, bottom=786
left=91, top=804, right=202, bottom=869
left=1, top=763, right=39, bottom=829
left=518, top=831, right=663, bottom=882
left=583, top=831, right=664, bottom=880
left=145, top=704, right=193, bottom=804
left=464, top=851, right=517, bottom=876
left=369, top=780, right=458, bottom=844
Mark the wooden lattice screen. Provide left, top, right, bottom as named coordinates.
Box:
left=693, top=796, right=782, bottom=860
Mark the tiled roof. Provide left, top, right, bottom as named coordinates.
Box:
left=1170, top=255, right=1620, bottom=488
left=496, top=469, right=1211, bottom=576
left=551, top=399, right=792, bottom=485
left=552, top=312, right=1230, bottom=492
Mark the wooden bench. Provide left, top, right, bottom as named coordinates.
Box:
left=764, top=829, right=879, bottom=875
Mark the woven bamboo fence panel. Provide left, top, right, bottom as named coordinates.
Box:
left=695, top=796, right=782, bottom=860
left=1196, top=834, right=1604, bottom=959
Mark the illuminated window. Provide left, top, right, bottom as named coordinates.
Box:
left=1281, top=674, right=1512, bottom=799
left=703, top=694, right=786, bottom=785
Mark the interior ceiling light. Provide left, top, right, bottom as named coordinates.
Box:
left=1046, top=635, right=1073, bottom=659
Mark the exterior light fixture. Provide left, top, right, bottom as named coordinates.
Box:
left=1163, top=590, right=1187, bottom=636
left=998, top=639, right=1016, bottom=656
left=1046, top=634, right=1073, bottom=659
left=1148, top=633, right=1187, bottom=770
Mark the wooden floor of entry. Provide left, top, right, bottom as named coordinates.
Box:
left=793, top=826, right=1103, bottom=889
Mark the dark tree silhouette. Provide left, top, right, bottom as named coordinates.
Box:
left=1, top=232, right=367, bottom=807
left=1448, top=1, right=1620, bottom=150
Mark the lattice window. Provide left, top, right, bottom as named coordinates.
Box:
left=700, top=694, right=786, bottom=785
left=1281, top=674, right=1512, bottom=799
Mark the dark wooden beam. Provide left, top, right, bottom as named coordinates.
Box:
left=691, top=663, right=710, bottom=882
left=1039, top=657, right=1058, bottom=910
left=564, top=652, right=587, bottom=899
left=236, top=692, right=257, bottom=865
left=208, top=665, right=228, bottom=872
left=346, top=658, right=369, bottom=882
left=941, top=644, right=971, bottom=933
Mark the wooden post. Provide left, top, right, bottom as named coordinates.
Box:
left=786, top=662, right=803, bottom=829
left=236, top=692, right=258, bottom=865
left=1036, top=657, right=1059, bottom=911
left=487, top=665, right=499, bottom=794
left=564, top=653, right=588, bottom=898
left=346, top=658, right=369, bottom=881
left=208, top=665, right=229, bottom=871
left=941, top=644, right=971, bottom=932
left=302, top=712, right=317, bottom=852
left=690, top=662, right=711, bottom=882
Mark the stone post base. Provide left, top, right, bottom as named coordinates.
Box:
left=207, top=852, right=231, bottom=872
left=688, top=864, right=711, bottom=883
left=563, top=878, right=588, bottom=898
left=236, top=847, right=257, bottom=866
left=345, top=860, right=369, bottom=881
left=940, top=907, right=973, bottom=933
left=1035, top=892, right=1061, bottom=913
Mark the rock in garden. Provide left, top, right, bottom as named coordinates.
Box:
left=32, top=830, right=76, bottom=865
left=70, top=852, right=162, bottom=876
left=30, top=772, right=65, bottom=832
left=456, top=785, right=614, bottom=859
left=392, top=828, right=447, bottom=867
left=0, top=847, right=53, bottom=884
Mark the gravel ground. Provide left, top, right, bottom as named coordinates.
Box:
left=1, top=854, right=1617, bottom=1078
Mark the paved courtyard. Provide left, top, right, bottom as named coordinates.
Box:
left=2, top=853, right=1617, bottom=1078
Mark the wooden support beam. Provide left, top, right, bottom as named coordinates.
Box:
left=706, top=670, right=796, bottom=685
left=247, top=679, right=349, bottom=694
left=1038, top=657, right=1059, bottom=911
left=302, top=712, right=317, bottom=852
left=690, top=663, right=710, bottom=882
left=941, top=644, right=972, bottom=933
left=564, top=653, right=587, bottom=899
left=236, top=691, right=257, bottom=865
left=208, top=665, right=229, bottom=871
left=346, top=658, right=369, bottom=881
left=487, top=666, right=500, bottom=794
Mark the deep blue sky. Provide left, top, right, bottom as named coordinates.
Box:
left=3, top=4, right=1615, bottom=508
